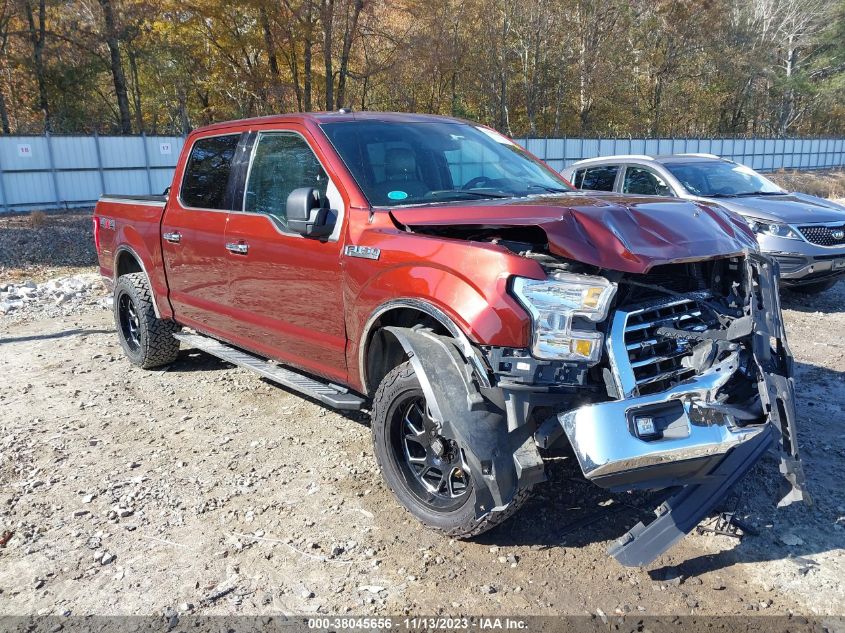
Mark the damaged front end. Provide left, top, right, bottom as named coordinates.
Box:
left=388, top=197, right=805, bottom=564
left=533, top=252, right=807, bottom=566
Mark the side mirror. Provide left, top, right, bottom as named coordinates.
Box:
left=286, top=188, right=336, bottom=238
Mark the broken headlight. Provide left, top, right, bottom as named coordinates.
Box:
left=745, top=217, right=802, bottom=240
left=512, top=272, right=617, bottom=364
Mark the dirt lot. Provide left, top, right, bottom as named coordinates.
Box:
left=768, top=168, right=845, bottom=200
left=0, top=210, right=844, bottom=622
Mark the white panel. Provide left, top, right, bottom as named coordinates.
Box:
left=146, top=135, right=184, bottom=167
left=564, top=138, right=582, bottom=160
left=103, top=170, right=150, bottom=196
left=628, top=139, right=647, bottom=155
left=526, top=139, right=545, bottom=156
left=643, top=139, right=660, bottom=156
left=581, top=139, right=599, bottom=158
left=544, top=139, right=564, bottom=162
left=596, top=139, right=614, bottom=157
left=99, top=136, right=146, bottom=168
left=56, top=170, right=102, bottom=202
left=0, top=136, right=52, bottom=170
left=150, top=168, right=176, bottom=194
left=3, top=171, right=56, bottom=205
left=51, top=137, right=99, bottom=169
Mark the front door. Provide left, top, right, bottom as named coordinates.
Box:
left=222, top=127, right=348, bottom=384
left=161, top=132, right=243, bottom=336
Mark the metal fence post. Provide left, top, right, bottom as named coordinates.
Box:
left=45, top=132, right=62, bottom=208
left=93, top=130, right=106, bottom=196
left=141, top=132, right=153, bottom=194
left=0, top=147, right=7, bottom=213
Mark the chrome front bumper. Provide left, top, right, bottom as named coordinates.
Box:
left=558, top=352, right=768, bottom=489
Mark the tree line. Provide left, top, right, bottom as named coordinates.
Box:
left=0, top=0, right=843, bottom=137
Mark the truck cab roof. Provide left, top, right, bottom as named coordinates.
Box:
left=191, top=110, right=468, bottom=135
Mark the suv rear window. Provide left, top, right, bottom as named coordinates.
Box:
left=579, top=165, right=618, bottom=192
left=180, top=134, right=240, bottom=209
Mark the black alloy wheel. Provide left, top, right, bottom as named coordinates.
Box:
left=390, top=395, right=471, bottom=511
left=118, top=291, right=142, bottom=352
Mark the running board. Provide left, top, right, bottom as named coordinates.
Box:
left=174, top=332, right=366, bottom=411
left=607, top=424, right=774, bottom=567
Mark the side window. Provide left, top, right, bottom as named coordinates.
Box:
left=180, top=134, right=240, bottom=209
left=622, top=167, right=672, bottom=196
left=244, top=132, right=329, bottom=227
left=572, top=169, right=585, bottom=188
left=580, top=165, right=618, bottom=192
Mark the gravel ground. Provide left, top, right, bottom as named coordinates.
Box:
left=0, top=203, right=843, bottom=622
left=0, top=210, right=96, bottom=284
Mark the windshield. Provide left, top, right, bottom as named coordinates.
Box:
left=664, top=161, right=784, bottom=197
left=320, top=120, right=572, bottom=206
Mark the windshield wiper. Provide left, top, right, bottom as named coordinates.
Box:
left=428, top=189, right=513, bottom=199
left=735, top=191, right=787, bottom=197
left=706, top=193, right=738, bottom=198
left=526, top=184, right=571, bottom=193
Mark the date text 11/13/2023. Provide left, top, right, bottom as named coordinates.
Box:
left=306, top=617, right=528, bottom=630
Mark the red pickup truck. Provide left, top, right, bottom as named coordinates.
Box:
left=94, top=111, right=806, bottom=566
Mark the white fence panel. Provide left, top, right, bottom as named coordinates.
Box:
left=516, top=136, right=845, bottom=174
left=0, top=134, right=183, bottom=212
left=0, top=133, right=843, bottom=212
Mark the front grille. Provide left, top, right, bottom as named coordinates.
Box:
left=615, top=298, right=713, bottom=396
left=797, top=224, right=845, bottom=247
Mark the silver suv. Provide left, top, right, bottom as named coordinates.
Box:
left=562, top=154, right=845, bottom=293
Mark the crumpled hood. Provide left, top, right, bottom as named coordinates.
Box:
left=698, top=192, right=845, bottom=224
left=389, top=192, right=758, bottom=274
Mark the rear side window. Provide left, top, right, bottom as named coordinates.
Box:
left=622, top=166, right=672, bottom=196
left=244, top=132, right=329, bottom=228
left=180, top=134, right=240, bottom=209
left=580, top=165, right=618, bottom=191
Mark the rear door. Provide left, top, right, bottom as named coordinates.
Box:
left=161, top=131, right=245, bottom=336
left=222, top=124, right=349, bottom=384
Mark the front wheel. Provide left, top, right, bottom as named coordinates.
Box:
left=371, top=361, right=531, bottom=538
left=114, top=272, right=181, bottom=369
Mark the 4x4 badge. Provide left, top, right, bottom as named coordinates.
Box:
left=345, top=245, right=381, bottom=260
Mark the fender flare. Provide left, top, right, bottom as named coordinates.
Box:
left=359, top=298, right=491, bottom=394
left=113, top=245, right=163, bottom=319
left=382, top=326, right=542, bottom=518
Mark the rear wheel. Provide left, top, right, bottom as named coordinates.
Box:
left=114, top=272, right=180, bottom=369
left=788, top=278, right=839, bottom=295
left=371, top=361, right=531, bottom=538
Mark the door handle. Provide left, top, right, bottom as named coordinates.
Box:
left=226, top=242, right=249, bottom=255
left=162, top=231, right=181, bottom=244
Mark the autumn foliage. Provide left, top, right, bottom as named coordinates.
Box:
left=0, top=0, right=843, bottom=137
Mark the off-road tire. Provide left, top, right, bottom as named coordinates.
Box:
left=788, top=278, right=839, bottom=295
left=114, top=272, right=181, bottom=369
left=371, top=361, right=532, bottom=538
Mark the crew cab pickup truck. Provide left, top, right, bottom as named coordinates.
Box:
left=94, top=111, right=806, bottom=566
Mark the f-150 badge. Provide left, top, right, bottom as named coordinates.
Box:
left=344, top=245, right=381, bottom=260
